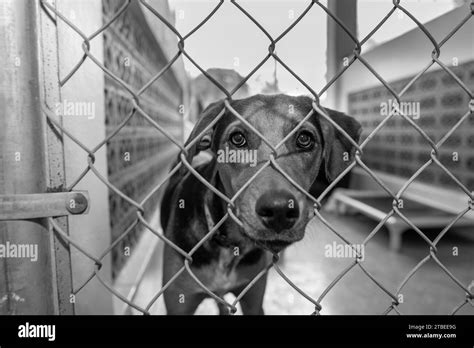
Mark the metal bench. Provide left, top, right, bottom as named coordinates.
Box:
left=328, top=189, right=474, bottom=252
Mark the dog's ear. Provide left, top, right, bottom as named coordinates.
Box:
left=318, top=108, right=362, bottom=182
left=183, top=100, right=225, bottom=163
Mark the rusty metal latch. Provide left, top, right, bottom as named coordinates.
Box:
left=0, top=191, right=89, bottom=221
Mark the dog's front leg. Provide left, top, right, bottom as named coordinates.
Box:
left=164, top=287, right=206, bottom=315
left=163, top=245, right=207, bottom=315
left=234, top=273, right=268, bottom=315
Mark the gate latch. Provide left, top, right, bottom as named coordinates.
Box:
left=0, top=191, right=89, bottom=221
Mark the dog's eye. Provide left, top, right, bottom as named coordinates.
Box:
left=230, top=132, right=247, bottom=147
left=296, top=131, right=314, bottom=149
left=197, top=134, right=212, bottom=150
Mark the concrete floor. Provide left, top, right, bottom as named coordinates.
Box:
left=126, top=212, right=474, bottom=315
left=262, top=213, right=474, bottom=315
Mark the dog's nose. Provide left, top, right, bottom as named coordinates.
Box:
left=255, top=190, right=299, bottom=232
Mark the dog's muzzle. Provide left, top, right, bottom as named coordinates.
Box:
left=253, top=189, right=302, bottom=253
left=255, top=190, right=300, bottom=232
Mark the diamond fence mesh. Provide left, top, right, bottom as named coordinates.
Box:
left=38, top=0, right=474, bottom=315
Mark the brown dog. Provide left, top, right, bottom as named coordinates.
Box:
left=160, top=94, right=361, bottom=315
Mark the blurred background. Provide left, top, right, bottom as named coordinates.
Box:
left=0, top=0, right=473, bottom=315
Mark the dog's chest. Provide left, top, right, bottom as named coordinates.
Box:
left=199, top=248, right=243, bottom=293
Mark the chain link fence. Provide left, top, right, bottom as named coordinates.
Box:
left=38, top=0, right=474, bottom=315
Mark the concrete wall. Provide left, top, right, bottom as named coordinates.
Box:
left=342, top=4, right=474, bottom=218
left=339, top=4, right=474, bottom=112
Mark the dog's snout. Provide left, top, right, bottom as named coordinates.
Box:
left=255, top=190, right=299, bottom=232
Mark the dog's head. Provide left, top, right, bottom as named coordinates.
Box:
left=184, top=94, right=361, bottom=253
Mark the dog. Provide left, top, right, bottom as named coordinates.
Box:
left=160, top=94, right=361, bottom=315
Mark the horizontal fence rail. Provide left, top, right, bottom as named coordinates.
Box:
left=33, top=0, right=474, bottom=315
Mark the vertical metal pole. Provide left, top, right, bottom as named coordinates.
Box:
left=0, top=0, right=73, bottom=314
left=326, top=0, right=358, bottom=110
left=40, top=0, right=75, bottom=315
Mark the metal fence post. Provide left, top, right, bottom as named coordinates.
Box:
left=0, top=0, right=74, bottom=314
left=326, top=0, right=358, bottom=110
